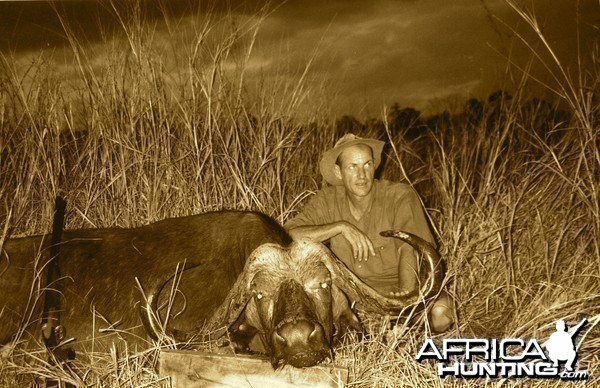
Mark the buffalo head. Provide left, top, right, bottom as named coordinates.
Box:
left=144, top=230, right=443, bottom=368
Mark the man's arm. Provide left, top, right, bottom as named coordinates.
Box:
left=287, top=222, right=376, bottom=262
left=287, top=223, right=342, bottom=242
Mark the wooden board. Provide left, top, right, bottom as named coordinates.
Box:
left=159, top=349, right=348, bottom=387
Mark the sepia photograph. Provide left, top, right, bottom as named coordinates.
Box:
left=0, top=0, right=598, bottom=386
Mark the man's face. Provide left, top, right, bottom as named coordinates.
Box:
left=334, top=144, right=376, bottom=198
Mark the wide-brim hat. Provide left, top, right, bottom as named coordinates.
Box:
left=320, top=134, right=385, bottom=186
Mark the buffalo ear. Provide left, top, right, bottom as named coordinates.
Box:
left=205, top=271, right=255, bottom=334
left=227, top=311, right=261, bottom=353
left=331, top=286, right=362, bottom=342
left=207, top=243, right=288, bottom=333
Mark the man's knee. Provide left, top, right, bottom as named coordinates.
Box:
left=428, top=292, right=455, bottom=333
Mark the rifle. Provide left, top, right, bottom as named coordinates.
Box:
left=41, top=196, right=75, bottom=364
left=569, top=318, right=587, bottom=339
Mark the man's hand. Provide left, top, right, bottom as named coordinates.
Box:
left=337, top=222, right=375, bottom=262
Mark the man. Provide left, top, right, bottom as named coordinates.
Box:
left=285, top=134, right=454, bottom=332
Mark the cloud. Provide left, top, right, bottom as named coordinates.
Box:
left=242, top=0, right=597, bottom=115
left=241, top=0, right=508, bottom=114
left=1, top=0, right=596, bottom=118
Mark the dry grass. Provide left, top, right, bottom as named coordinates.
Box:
left=0, top=1, right=598, bottom=386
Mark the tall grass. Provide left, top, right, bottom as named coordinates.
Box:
left=0, top=0, right=598, bottom=386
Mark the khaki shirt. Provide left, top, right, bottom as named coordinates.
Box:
left=284, top=180, right=435, bottom=292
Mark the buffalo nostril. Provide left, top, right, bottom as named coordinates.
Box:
left=275, top=320, right=320, bottom=349
left=274, top=330, right=287, bottom=346
left=309, top=325, right=321, bottom=341
left=275, top=330, right=287, bottom=346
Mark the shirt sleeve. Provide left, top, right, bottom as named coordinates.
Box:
left=284, top=190, right=331, bottom=230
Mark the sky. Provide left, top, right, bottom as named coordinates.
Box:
left=0, top=0, right=597, bottom=118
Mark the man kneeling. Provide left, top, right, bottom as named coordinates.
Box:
left=285, top=134, right=454, bottom=332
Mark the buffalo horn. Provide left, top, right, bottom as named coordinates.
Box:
left=313, top=230, right=443, bottom=314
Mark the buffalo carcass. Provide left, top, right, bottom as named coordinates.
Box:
left=0, top=211, right=444, bottom=368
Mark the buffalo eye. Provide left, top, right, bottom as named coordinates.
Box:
left=256, top=292, right=264, bottom=301
left=320, top=282, right=328, bottom=289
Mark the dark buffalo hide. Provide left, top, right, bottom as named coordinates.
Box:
left=0, top=211, right=290, bottom=349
